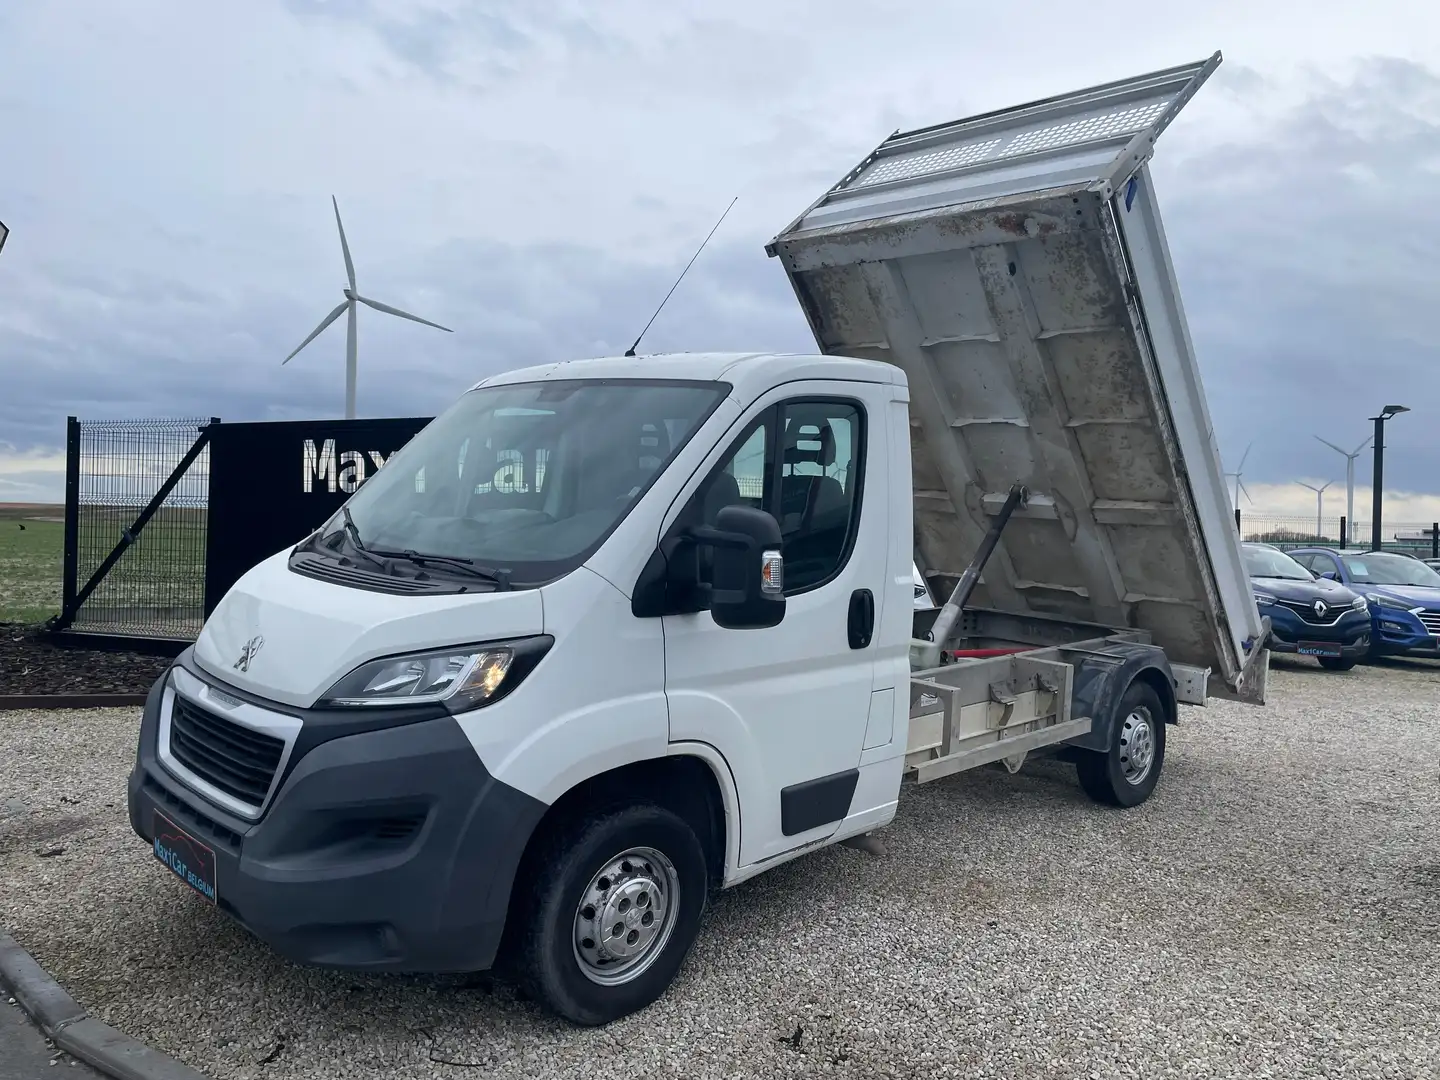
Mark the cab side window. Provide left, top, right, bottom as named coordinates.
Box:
left=676, top=397, right=865, bottom=597
left=777, top=401, right=864, bottom=592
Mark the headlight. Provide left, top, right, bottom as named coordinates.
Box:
left=319, top=635, right=553, bottom=712
left=1365, top=593, right=1421, bottom=614
left=1253, top=593, right=1277, bottom=607
left=1350, top=596, right=1369, bottom=611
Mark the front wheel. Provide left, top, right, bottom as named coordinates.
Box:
left=512, top=804, right=709, bottom=1026
left=1076, top=680, right=1167, bottom=808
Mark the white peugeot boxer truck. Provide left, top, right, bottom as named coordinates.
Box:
left=128, top=54, right=1269, bottom=1026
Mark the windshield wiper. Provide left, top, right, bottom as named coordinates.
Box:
left=332, top=507, right=391, bottom=571
left=367, top=546, right=513, bottom=591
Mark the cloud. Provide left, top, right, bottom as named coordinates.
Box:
left=2, top=0, right=1439, bottom=520
left=1152, top=56, right=1440, bottom=494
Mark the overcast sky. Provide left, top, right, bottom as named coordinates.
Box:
left=2, top=0, right=1438, bottom=522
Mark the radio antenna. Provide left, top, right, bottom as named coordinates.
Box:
left=624, top=195, right=738, bottom=357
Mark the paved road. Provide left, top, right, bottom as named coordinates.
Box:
left=0, top=998, right=103, bottom=1080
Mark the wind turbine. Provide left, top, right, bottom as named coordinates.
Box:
left=282, top=196, right=452, bottom=419
left=1296, top=480, right=1333, bottom=540
left=1223, top=442, right=1253, bottom=508
left=1313, top=433, right=1372, bottom=547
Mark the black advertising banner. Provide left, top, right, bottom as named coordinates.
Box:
left=203, top=417, right=433, bottom=614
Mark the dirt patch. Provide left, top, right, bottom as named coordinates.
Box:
left=0, top=624, right=172, bottom=696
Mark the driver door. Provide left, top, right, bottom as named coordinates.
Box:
left=660, top=381, right=890, bottom=867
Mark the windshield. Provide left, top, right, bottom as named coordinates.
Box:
left=1243, top=545, right=1314, bottom=581
left=1340, top=552, right=1440, bottom=587
left=322, top=378, right=727, bottom=584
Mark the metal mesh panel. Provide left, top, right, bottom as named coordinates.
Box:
left=845, top=98, right=1170, bottom=191
left=72, top=418, right=210, bottom=639
left=853, top=139, right=1004, bottom=189
left=1005, top=100, right=1168, bottom=157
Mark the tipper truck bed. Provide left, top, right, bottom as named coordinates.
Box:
left=126, top=53, right=1267, bottom=1028
left=766, top=50, right=1269, bottom=788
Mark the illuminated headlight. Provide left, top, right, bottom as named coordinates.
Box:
left=319, top=636, right=552, bottom=712
left=1253, top=593, right=1277, bottom=607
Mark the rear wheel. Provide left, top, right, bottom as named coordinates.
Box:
left=1076, top=680, right=1167, bottom=808
left=1318, top=656, right=1357, bottom=671
left=512, top=804, right=708, bottom=1026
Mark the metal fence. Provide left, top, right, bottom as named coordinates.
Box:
left=62, top=417, right=215, bottom=640
left=1236, top=513, right=1440, bottom=557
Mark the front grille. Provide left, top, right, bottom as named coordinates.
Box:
left=1275, top=599, right=1351, bottom=626
left=169, top=695, right=285, bottom=807
left=1418, top=612, right=1440, bottom=636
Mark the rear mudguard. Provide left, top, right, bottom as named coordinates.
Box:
left=1063, top=641, right=1178, bottom=755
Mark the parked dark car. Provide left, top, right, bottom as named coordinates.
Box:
left=1242, top=543, right=1370, bottom=670
left=1287, top=547, right=1440, bottom=659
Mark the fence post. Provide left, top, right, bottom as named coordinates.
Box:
left=1234, top=507, right=1241, bottom=535
left=1433, top=522, right=1439, bottom=561
left=1339, top=515, right=1347, bottom=549
left=56, top=416, right=82, bottom=630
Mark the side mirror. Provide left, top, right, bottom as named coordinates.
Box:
left=689, top=505, right=785, bottom=629
left=1320, top=571, right=1337, bottom=581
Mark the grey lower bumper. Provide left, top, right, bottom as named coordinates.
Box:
left=127, top=669, right=546, bottom=972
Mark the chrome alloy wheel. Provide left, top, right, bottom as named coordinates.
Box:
left=572, top=846, right=680, bottom=986
left=1118, top=707, right=1155, bottom=786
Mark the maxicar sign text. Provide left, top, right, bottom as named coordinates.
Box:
left=302, top=438, right=398, bottom=494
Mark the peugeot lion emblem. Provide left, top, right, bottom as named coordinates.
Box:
left=1313, top=600, right=1327, bottom=619
left=234, top=635, right=265, bottom=672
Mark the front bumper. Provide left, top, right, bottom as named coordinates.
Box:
left=127, top=660, right=546, bottom=972
left=1367, top=609, right=1438, bottom=656
left=1265, top=610, right=1370, bottom=658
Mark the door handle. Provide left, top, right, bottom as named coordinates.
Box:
left=848, top=589, right=874, bottom=650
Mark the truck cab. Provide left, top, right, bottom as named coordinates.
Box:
left=130, top=351, right=919, bottom=1025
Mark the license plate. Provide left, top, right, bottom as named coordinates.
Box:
left=152, top=810, right=217, bottom=904
left=1298, top=641, right=1343, bottom=658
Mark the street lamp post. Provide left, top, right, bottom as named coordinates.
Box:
left=1369, top=404, right=1410, bottom=552
left=1314, top=434, right=1372, bottom=547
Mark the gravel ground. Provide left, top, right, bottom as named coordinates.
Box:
left=2, top=656, right=1438, bottom=1079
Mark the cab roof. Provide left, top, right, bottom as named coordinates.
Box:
left=468, top=351, right=905, bottom=399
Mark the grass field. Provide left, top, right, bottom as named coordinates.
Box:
left=0, top=505, right=64, bottom=624
left=0, top=503, right=208, bottom=632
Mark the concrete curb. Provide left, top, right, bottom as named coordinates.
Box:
left=0, top=931, right=210, bottom=1080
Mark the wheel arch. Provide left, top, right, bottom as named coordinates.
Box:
left=511, top=747, right=737, bottom=899
left=1066, top=643, right=1178, bottom=754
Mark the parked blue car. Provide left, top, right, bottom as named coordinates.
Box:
left=1287, top=547, right=1440, bottom=659
left=1241, top=543, right=1370, bottom=670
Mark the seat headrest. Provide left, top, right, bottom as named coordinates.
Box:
left=635, top=420, right=671, bottom=471
left=782, top=420, right=834, bottom=468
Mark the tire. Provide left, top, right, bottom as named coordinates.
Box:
left=1076, top=680, right=1167, bottom=808
left=1318, top=656, right=1357, bottom=672
left=512, top=804, right=708, bottom=1026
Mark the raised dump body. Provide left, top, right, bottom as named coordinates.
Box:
left=767, top=53, right=1267, bottom=705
